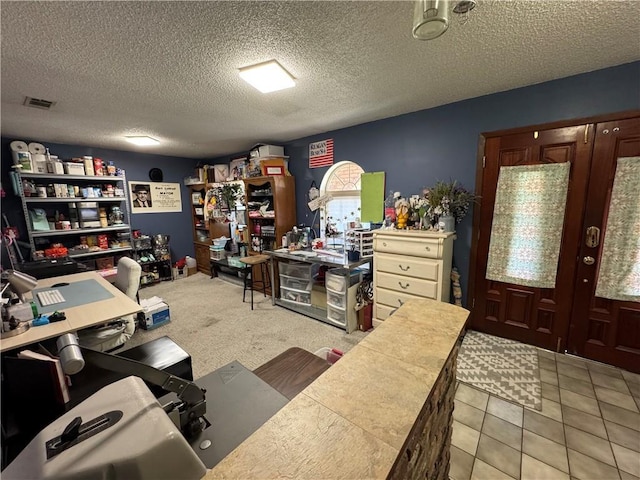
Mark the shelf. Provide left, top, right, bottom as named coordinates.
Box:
left=24, top=197, right=127, bottom=203
left=31, top=225, right=131, bottom=237
left=138, top=260, right=171, bottom=266
left=68, top=246, right=133, bottom=259
left=18, top=173, right=126, bottom=183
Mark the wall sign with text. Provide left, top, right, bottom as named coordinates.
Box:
left=309, top=138, right=334, bottom=168
left=129, top=181, right=182, bottom=213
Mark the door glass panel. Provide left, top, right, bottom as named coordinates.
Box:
left=486, top=162, right=570, bottom=288
left=595, top=156, right=640, bottom=301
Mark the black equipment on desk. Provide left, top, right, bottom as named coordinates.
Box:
left=17, top=258, right=82, bottom=279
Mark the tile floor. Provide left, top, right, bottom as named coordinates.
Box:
left=450, top=348, right=640, bottom=480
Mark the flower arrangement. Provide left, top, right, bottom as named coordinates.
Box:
left=421, top=180, right=476, bottom=225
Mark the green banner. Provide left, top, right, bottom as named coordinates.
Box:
left=360, top=172, right=385, bottom=223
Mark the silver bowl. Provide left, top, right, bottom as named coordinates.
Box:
left=152, top=234, right=170, bottom=245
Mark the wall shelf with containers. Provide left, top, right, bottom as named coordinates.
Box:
left=132, top=233, right=172, bottom=287
left=243, top=176, right=296, bottom=255
left=10, top=169, right=133, bottom=269
left=188, top=184, right=212, bottom=273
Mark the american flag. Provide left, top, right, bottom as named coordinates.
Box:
left=309, top=139, right=334, bottom=168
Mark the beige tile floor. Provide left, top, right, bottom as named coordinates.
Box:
left=450, top=348, right=640, bottom=480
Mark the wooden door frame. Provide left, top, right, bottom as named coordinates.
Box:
left=467, top=109, right=640, bottom=331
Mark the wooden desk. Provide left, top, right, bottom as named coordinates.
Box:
left=253, top=347, right=331, bottom=400
left=1, top=272, right=142, bottom=353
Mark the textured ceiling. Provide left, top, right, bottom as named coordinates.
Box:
left=1, top=1, right=639, bottom=159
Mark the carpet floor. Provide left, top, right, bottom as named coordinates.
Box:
left=456, top=330, right=542, bottom=410
left=125, top=273, right=368, bottom=378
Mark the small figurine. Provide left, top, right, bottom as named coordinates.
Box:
left=395, top=196, right=410, bottom=229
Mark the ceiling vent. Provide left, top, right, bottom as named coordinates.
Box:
left=23, top=96, right=56, bottom=110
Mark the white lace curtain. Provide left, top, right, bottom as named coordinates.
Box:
left=486, top=162, right=570, bottom=288
left=595, top=157, right=640, bottom=302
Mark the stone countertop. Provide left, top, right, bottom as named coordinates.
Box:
left=204, top=298, right=469, bottom=480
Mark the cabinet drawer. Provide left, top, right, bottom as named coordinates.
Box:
left=279, top=275, right=312, bottom=292
left=374, top=235, right=441, bottom=259
left=326, top=305, right=347, bottom=327
left=375, top=252, right=440, bottom=281
left=326, top=290, right=346, bottom=310
left=280, top=287, right=311, bottom=305
left=279, top=262, right=314, bottom=279
left=376, top=271, right=438, bottom=298
left=374, top=303, right=397, bottom=321
left=375, top=287, right=432, bottom=309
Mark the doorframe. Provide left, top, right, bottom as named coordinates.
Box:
left=466, top=109, right=640, bottom=325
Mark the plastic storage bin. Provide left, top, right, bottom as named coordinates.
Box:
left=325, top=268, right=362, bottom=292
left=279, top=261, right=315, bottom=278
left=326, top=304, right=347, bottom=327
left=280, top=286, right=312, bottom=305
left=314, top=347, right=344, bottom=364
left=279, top=275, right=312, bottom=291
left=326, top=289, right=347, bottom=309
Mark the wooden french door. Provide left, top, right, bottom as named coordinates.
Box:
left=469, top=113, right=640, bottom=373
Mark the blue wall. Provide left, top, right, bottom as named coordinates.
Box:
left=214, top=61, right=640, bottom=304
left=3, top=62, right=639, bottom=302
left=0, top=139, right=200, bottom=264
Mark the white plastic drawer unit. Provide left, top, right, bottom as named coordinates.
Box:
left=375, top=253, right=440, bottom=281
left=326, top=304, right=347, bottom=327
left=279, top=261, right=314, bottom=279
left=280, top=286, right=312, bottom=305
left=373, top=234, right=442, bottom=259
left=375, top=271, right=439, bottom=299
left=325, top=268, right=361, bottom=292
left=326, top=289, right=347, bottom=310
left=279, top=274, right=312, bottom=292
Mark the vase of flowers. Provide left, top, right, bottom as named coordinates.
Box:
left=421, top=180, right=476, bottom=230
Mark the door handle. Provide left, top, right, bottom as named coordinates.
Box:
left=583, top=256, right=595, bottom=265
left=586, top=226, right=600, bottom=248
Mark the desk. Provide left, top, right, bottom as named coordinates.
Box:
left=209, top=256, right=249, bottom=279
left=1, top=271, right=142, bottom=353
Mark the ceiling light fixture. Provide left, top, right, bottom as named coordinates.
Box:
left=239, top=60, right=296, bottom=93
left=125, top=136, right=160, bottom=146
left=412, top=0, right=450, bottom=40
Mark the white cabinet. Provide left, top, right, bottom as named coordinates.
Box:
left=372, top=230, right=455, bottom=326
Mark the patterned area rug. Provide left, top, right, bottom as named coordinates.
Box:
left=457, top=330, right=542, bottom=410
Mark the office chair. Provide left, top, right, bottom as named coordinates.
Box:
left=77, top=257, right=142, bottom=352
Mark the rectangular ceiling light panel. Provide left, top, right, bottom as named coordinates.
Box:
left=239, top=60, right=295, bottom=93
left=125, top=136, right=160, bottom=146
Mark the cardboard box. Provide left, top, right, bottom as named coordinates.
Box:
left=258, top=144, right=284, bottom=157
left=187, top=266, right=198, bottom=276
left=141, top=302, right=170, bottom=330
left=64, top=162, right=85, bottom=175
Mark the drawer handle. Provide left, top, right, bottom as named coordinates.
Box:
left=383, top=242, right=387, bottom=247
left=399, top=281, right=410, bottom=290
left=425, top=246, right=431, bottom=251
left=397, top=299, right=404, bottom=306
left=398, top=264, right=410, bottom=271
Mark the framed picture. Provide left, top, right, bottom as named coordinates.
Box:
left=264, top=165, right=285, bottom=176
left=192, top=192, right=202, bottom=205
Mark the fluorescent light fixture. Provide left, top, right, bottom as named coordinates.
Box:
left=239, top=60, right=295, bottom=93
left=125, top=136, right=160, bottom=146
